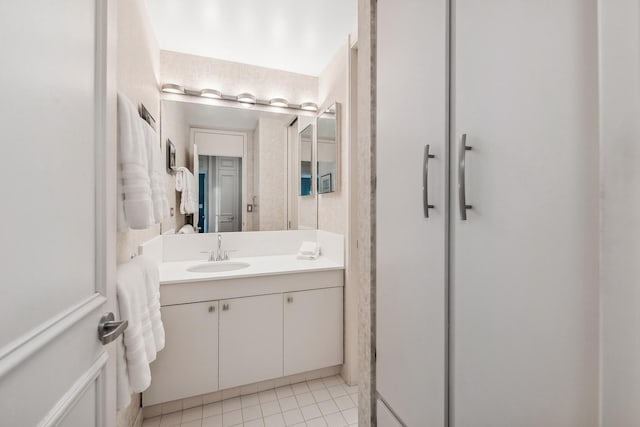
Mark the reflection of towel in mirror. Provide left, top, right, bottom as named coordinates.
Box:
left=175, top=166, right=197, bottom=214
left=178, top=224, right=196, bottom=234
left=117, top=93, right=154, bottom=230
left=141, top=119, right=170, bottom=224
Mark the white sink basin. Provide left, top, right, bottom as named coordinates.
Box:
left=187, top=262, right=250, bottom=273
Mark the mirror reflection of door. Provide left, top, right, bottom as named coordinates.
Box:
left=299, top=124, right=313, bottom=196
left=199, top=155, right=242, bottom=232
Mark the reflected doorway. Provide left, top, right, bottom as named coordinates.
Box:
left=199, top=155, right=242, bottom=233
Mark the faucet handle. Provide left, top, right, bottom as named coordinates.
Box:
left=223, top=249, right=238, bottom=261
left=200, top=250, right=215, bottom=261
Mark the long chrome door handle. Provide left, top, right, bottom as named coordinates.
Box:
left=98, top=312, right=128, bottom=345
left=458, top=134, right=472, bottom=220
left=423, top=145, right=435, bottom=218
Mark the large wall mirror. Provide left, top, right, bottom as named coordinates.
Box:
left=161, top=99, right=316, bottom=233
left=317, top=103, right=340, bottom=194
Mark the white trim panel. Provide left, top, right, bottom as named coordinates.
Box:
left=0, top=294, right=106, bottom=378
left=38, top=352, right=108, bottom=427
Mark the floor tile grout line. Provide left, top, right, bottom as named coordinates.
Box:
left=145, top=375, right=358, bottom=427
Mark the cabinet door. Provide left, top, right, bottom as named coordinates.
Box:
left=219, top=294, right=283, bottom=389
left=144, top=301, right=219, bottom=406
left=284, top=287, right=343, bottom=376
left=376, top=0, right=448, bottom=425
left=377, top=399, right=404, bottom=427
left=452, top=1, right=599, bottom=425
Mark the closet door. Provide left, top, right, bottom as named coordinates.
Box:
left=451, top=1, right=599, bottom=426
left=376, top=0, right=448, bottom=425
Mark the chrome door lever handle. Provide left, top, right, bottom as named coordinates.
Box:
left=98, top=312, right=128, bottom=345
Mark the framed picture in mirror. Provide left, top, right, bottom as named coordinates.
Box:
left=320, top=173, right=332, bottom=193
left=166, top=139, right=176, bottom=173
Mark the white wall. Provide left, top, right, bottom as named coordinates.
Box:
left=257, top=116, right=290, bottom=230
left=318, top=40, right=350, bottom=235
left=116, top=0, right=162, bottom=266
left=599, top=1, right=640, bottom=425
left=317, top=39, right=359, bottom=386
left=160, top=100, right=190, bottom=231
left=116, top=0, right=161, bottom=425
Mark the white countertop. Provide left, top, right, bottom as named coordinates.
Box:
left=159, top=254, right=344, bottom=285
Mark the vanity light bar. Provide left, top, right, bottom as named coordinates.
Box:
left=237, top=93, right=257, bottom=104
left=269, top=98, right=289, bottom=107
left=161, top=83, right=317, bottom=112
left=161, top=83, right=185, bottom=94
left=200, top=88, right=222, bottom=99
left=300, top=102, right=319, bottom=112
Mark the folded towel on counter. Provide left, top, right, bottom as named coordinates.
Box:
left=117, top=93, right=154, bottom=230
left=175, top=166, right=197, bottom=214
left=141, top=119, right=170, bottom=224
left=297, top=241, right=321, bottom=260
left=134, top=255, right=165, bottom=352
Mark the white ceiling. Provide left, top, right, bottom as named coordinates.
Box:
left=144, top=0, right=357, bottom=76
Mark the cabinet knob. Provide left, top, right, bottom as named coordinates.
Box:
left=209, top=305, right=215, bottom=313
left=287, top=296, right=293, bottom=303
left=222, top=303, right=229, bottom=311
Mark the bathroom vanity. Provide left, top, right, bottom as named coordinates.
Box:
left=139, top=230, right=345, bottom=407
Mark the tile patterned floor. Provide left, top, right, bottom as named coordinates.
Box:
left=142, top=375, right=358, bottom=427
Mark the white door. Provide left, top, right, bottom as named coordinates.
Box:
left=215, top=157, right=241, bottom=232
left=376, top=0, right=448, bottom=425
left=218, top=294, right=283, bottom=389
left=451, top=1, right=599, bottom=425
left=144, top=301, right=219, bottom=406
left=0, top=1, right=117, bottom=426
left=283, top=288, right=343, bottom=376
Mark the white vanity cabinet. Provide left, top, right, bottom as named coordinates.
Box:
left=143, top=268, right=345, bottom=406
left=219, top=294, right=283, bottom=389
left=283, top=287, right=343, bottom=376
left=144, top=301, right=219, bottom=406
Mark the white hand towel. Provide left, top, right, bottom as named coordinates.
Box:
left=297, top=241, right=321, bottom=260
left=141, top=119, right=170, bottom=224
left=175, top=166, right=197, bottom=214
left=116, top=332, right=132, bottom=410
left=117, top=93, right=155, bottom=230
left=299, top=241, right=318, bottom=255
left=116, top=261, right=154, bottom=392
left=134, top=255, right=165, bottom=352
